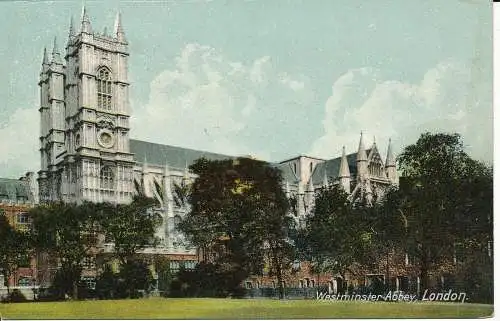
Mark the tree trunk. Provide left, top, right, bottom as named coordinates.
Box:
left=73, top=280, right=78, bottom=300
left=272, top=250, right=285, bottom=300
left=419, top=250, right=430, bottom=299
left=386, top=249, right=390, bottom=291
left=5, top=270, right=11, bottom=299
left=276, top=267, right=284, bottom=300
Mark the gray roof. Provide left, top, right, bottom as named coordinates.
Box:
left=275, top=162, right=299, bottom=184
left=0, top=178, right=31, bottom=202
left=130, top=139, right=372, bottom=185
left=130, top=139, right=235, bottom=170
left=310, top=149, right=372, bottom=185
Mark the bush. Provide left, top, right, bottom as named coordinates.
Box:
left=1, top=289, right=28, bottom=303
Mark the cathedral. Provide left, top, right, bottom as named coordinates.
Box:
left=37, top=10, right=398, bottom=257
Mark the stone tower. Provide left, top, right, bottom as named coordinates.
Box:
left=38, top=8, right=134, bottom=204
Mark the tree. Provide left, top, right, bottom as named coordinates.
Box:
left=0, top=212, right=31, bottom=298
left=179, top=157, right=293, bottom=298
left=303, top=185, right=372, bottom=287
left=96, top=196, right=162, bottom=265
left=31, top=202, right=100, bottom=299
left=390, top=132, right=493, bottom=293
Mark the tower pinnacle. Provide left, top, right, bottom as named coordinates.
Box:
left=114, top=12, right=126, bottom=43
left=69, top=15, right=75, bottom=37
left=357, top=131, right=367, bottom=162
left=81, top=6, right=92, bottom=34
left=42, top=47, right=49, bottom=65
left=385, top=138, right=396, bottom=168
left=322, top=169, right=329, bottom=187
left=339, top=146, right=350, bottom=178
left=51, top=37, right=63, bottom=65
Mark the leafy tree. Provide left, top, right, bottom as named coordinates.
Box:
left=31, top=202, right=100, bottom=299
left=116, top=259, right=153, bottom=298
left=390, top=132, right=493, bottom=293
left=179, top=157, right=293, bottom=298
left=359, top=188, right=408, bottom=289
left=96, top=196, right=162, bottom=265
left=304, top=185, right=371, bottom=284
left=95, top=264, right=118, bottom=299
left=0, top=212, right=31, bottom=297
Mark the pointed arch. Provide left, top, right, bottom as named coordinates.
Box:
left=100, top=166, right=114, bottom=189
left=96, top=66, right=113, bottom=110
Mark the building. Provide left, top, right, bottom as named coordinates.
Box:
left=37, top=9, right=398, bottom=291
left=0, top=173, right=38, bottom=299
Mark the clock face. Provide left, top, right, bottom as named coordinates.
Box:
left=98, top=131, right=114, bottom=148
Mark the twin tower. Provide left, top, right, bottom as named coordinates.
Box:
left=38, top=8, right=134, bottom=204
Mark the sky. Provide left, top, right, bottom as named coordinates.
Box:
left=0, top=0, right=493, bottom=178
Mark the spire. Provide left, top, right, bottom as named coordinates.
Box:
left=103, top=26, right=109, bottom=37
left=114, top=12, right=126, bottom=43
left=339, top=146, right=350, bottom=178
left=40, top=47, right=49, bottom=74
left=182, top=161, right=190, bottom=182
left=142, top=156, right=148, bottom=173
left=81, top=6, right=92, bottom=34
left=356, top=131, right=367, bottom=162
left=42, top=47, right=49, bottom=65
left=322, top=169, right=329, bottom=187
left=385, top=138, right=396, bottom=167
left=68, top=15, right=75, bottom=37
left=51, top=37, right=63, bottom=65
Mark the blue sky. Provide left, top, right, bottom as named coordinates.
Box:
left=0, top=0, right=492, bottom=177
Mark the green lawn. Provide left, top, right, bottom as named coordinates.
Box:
left=0, top=298, right=494, bottom=319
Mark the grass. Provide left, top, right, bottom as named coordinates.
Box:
left=0, top=297, right=494, bottom=319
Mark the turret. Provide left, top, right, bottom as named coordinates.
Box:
left=51, top=37, right=63, bottom=66
left=182, top=163, right=190, bottom=183
left=338, top=146, right=351, bottom=193
left=385, top=138, right=398, bottom=185
left=142, top=156, right=148, bottom=174
left=322, top=169, right=329, bottom=188
left=356, top=131, right=368, bottom=180
left=81, top=6, right=92, bottom=34
left=114, top=12, right=127, bottom=43
left=40, top=47, right=49, bottom=77
left=68, top=16, right=75, bottom=39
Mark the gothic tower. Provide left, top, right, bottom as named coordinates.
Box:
left=356, top=132, right=368, bottom=181
left=338, top=146, right=350, bottom=193
left=38, top=8, right=134, bottom=204
left=385, top=138, right=398, bottom=185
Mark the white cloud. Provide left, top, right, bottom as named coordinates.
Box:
left=310, top=59, right=492, bottom=162
left=0, top=107, right=39, bottom=177
left=132, top=43, right=313, bottom=161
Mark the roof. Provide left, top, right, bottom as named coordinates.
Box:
left=0, top=178, right=31, bottom=202
left=130, top=139, right=235, bottom=170
left=310, top=149, right=372, bottom=185
left=275, top=162, right=299, bottom=183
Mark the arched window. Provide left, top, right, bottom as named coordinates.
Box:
left=100, top=166, right=114, bottom=189
left=97, top=68, right=112, bottom=110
